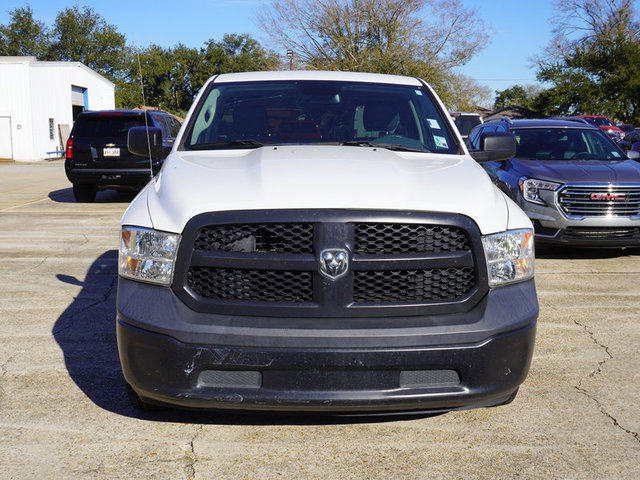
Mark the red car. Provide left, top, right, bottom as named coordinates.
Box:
left=575, top=115, right=625, bottom=140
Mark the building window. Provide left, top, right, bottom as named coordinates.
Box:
left=49, top=118, right=55, bottom=140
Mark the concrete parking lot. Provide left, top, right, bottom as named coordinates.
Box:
left=1, top=160, right=639, bottom=479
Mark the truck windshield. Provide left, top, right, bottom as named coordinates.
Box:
left=181, top=80, right=457, bottom=154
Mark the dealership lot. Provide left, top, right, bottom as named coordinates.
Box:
left=1, top=161, right=639, bottom=479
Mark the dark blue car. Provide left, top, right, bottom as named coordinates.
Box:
left=468, top=118, right=640, bottom=246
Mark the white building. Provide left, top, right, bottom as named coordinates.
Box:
left=0, top=56, right=115, bottom=162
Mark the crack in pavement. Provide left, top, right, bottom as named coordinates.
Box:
left=0, top=350, right=27, bottom=404
left=52, top=274, right=118, bottom=336
left=185, top=425, right=203, bottom=480
left=573, top=319, right=640, bottom=444
left=21, top=234, right=91, bottom=275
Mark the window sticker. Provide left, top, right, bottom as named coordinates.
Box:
left=415, top=90, right=423, bottom=96
left=434, top=136, right=448, bottom=149
left=612, top=151, right=621, bottom=157
left=427, top=119, right=440, bottom=129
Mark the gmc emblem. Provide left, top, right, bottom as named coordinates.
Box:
left=590, top=192, right=625, bottom=201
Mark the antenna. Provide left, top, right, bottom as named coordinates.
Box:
left=136, top=46, right=154, bottom=180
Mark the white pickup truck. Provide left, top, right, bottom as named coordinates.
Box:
left=117, top=70, right=538, bottom=414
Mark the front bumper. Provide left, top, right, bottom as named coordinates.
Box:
left=117, top=278, right=538, bottom=413
left=519, top=195, right=640, bottom=246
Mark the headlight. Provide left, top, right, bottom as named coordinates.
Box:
left=519, top=177, right=561, bottom=205
left=119, top=227, right=180, bottom=285
left=482, top=229, right=534, bottom=287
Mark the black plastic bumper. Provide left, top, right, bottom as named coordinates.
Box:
left=65, top=165, right=158, bottom=188
left=117, top=279, right=538, bottom=413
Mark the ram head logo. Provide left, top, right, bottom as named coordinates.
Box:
left=319, top=249, right=349, bottom=280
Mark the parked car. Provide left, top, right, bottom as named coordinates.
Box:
left=449, top=111, right=483, bottom=140
left=469, top=118, right=640, bottom=246
left=117, top=70, right=538, bottom=414
left=575, top=115, right=625, bottom=141
left=617, top=123, right=635, bottom=135
left=618, top=130, right=640, bottom=153
left=64, top=110, right=182, bottom=202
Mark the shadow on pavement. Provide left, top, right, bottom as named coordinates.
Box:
left=48, top=188, right=137, bottom=204
left=53, top=250, right=438, bottom=425
left=536, top=244, right=639, bottom=260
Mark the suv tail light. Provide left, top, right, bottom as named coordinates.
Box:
left=65, top=138, right=73, bottom=160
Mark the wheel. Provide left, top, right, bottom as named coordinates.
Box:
left=72, top=184, right=96, bottom=203
left=125, top=381, right=161, bottom=412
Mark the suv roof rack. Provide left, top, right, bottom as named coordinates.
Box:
left=547, top=116, right=591, bottom=125
left=485, top=116, right=512, bottom=124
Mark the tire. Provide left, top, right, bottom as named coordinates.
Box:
left=72, top=184, right=96, bottom=203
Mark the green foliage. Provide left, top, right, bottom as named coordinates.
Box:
left=0, top=6, right=279, bottom=115
left=0, top=6, right=48, bottom=57
left=203, top=34, right=281, bottom=76
left=494, top=85, right=534, bottom=110
left=46, top=6, right=128, bottom=81
left=534, top=0, right=640, bottom=123
left=117, top=34, right=280, bottom=112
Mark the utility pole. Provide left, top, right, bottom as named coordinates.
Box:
left=287, top=49, right=294, bottom=70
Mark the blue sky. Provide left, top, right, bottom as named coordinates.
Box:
left=1, top=0, right=557, bottom=97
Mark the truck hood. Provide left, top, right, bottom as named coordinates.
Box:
left=509, top=158, right=640, bottom=184
left=137, top=145, right=513, bottom=234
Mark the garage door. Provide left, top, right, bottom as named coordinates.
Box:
left=0, top=117, right=12, bottom=160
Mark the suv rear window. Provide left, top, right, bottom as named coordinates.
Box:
left=452, top=115, right=482, bottom=137
left=74, top=115, right=146, bottom=138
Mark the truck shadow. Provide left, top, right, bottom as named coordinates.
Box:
left=52, top=250, right=431, bottom=425
left=48, top=188, right=137, bottom=203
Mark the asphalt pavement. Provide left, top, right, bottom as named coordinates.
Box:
left=1, top=160, right=639, bottom=479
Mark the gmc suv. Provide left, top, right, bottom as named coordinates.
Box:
left=64, top=110, right=181, bottom=202
left=470, top=118, right=640, bottom=246
left=117, top=71, right=538, bottom=414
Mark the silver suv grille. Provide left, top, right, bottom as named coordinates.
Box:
left=558, top=186, right=640, bottom=217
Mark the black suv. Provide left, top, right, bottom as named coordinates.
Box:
left=468, top=118, right=640, bottom=246
left=64, top=110, right=181, bottom=202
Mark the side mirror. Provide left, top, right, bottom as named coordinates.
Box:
left=627, top=150, right=640, bottom=160
left=128, top=126, right=164, bottom=159
left=469, top=132, right=516, bottom=162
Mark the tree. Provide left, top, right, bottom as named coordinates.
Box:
left=535, top=0, right=640, bottom=122
left=199, top=33, right=281, bottom=86
left=440, top=73, right=492, bottom=111
left=117, top=35, right=280, bottom=114
left=258, top=0, right=488, bottom=93
left=494, top=85, right=542, bottom=110
left=0, top=6, right=49, bottom=57
left=47, top=6, right=127, bottom=80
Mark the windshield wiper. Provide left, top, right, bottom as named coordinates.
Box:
left=189, top=139, right=264, bottom=150
left=340, top=141, right=430, bottom=153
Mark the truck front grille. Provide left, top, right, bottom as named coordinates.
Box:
left=353, top=268, right=475, bottom=303
left=558, top=186, right=640, bottom=217
left=194, top=223, right=313, bottom=253
left=188, top=268, right=313, bottom=303
left=355, top=223, right=470, bottom=254
left=174, top=210, right=488, bottom=317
